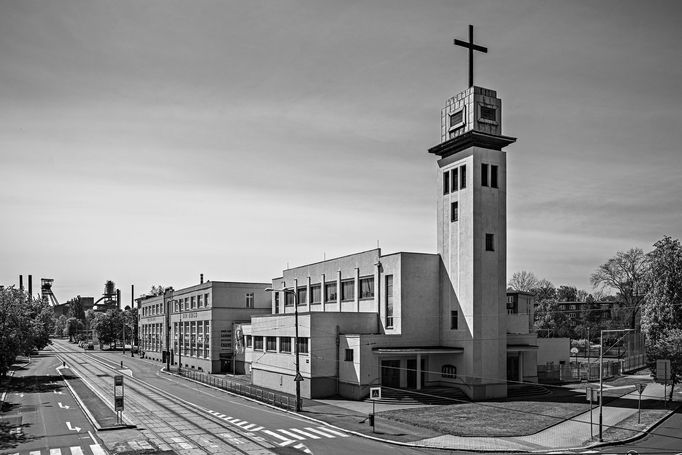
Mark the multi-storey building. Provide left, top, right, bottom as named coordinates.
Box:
left=243, top=82, right=538, bottom=401
left=138, top=279, right=270, bottom=373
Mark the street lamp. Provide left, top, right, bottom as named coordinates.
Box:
left=598, top=328, right=634, bottom=441
left=165, top=288, right=174, bottom=373
left=265, top=287, right=302, bottom=412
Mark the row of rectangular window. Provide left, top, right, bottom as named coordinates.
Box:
left=481, top=163, right=499, bottom=188
left=443, top=162, right=498, bottom=195
left=278, top=277, right=375, bottom=308
left=245, top=335, right=309, bottom=354
left=443, top=165, right=466, bottom=195
left=139, top=321, right=211, bottom=358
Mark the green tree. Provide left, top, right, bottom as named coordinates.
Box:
left=534, top=299, right=571, bottom=338
left=508, top=271, right=540, bottom=292
left=557, top=285, right=578, bottom=302
left=54, top=314, right=68, bottom=337
left=591, top=247, right=647, bottom=329
left=641, top=236, right=682, bottom=395
left=91, top=310, right=124, bottom=349
left=532, top=279, right=556, bottom=302
left=65, top=317, right=84, bottom=342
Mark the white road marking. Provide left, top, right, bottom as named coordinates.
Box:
left=278, top=429, right=306, bottom=440
left=288, top=428, right=320, bottom=439
left=305, top=427, right=337, bottom=438
left=49, top=449, right=61, bottom=455
left=70, top=447, right=84, bottom=455
left=263, top=429, right=291, bottom=442
left=315, top=426, right=347, bottom=437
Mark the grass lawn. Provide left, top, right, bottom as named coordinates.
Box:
left=379, top=398, right=591, bottom=437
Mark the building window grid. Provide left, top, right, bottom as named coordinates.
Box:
left=443, top=171, right=450, bottom=195
left=197, top=294, right=203, bottom=307
left=344, top=349, right=354, bottom=362
left=359, top=277, right=374, bottom=299
left=451, top=201, right=458, bottom=222
left=341, top=280, right=354, bottom=301
left=297, top=338, right=309, bottom=354
left=254, top=336, right=264, bottom=351
left=310, top=284, right=321, bottom=304
left=460, top=164, right=467, bottom=189
left=296, top=287, right=307, bottom=305
left=266, top=336, right=277, bottom=351
left=451, top=168, right=458, bottom=193
left=481, top=163, right=489, bottom=187
left=246, top=292, right=254, bottom=308
left=386, top=275, right=394, bottom=328
left=204, top=322, right=210, bottom=358
left=285, top=290, right=295, bottom=307
left=325, top=283, right=337, bottom=303
left=280, top=337, right=291, bottom=353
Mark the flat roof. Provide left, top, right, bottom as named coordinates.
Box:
left=372, top=346, right=464, bottom=355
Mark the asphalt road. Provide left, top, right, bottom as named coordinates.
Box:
left=0, top=351, right=106, bottom=455
left=49, top=339, right=450, bottom=455
left=596, top=407, right=682, bottom=454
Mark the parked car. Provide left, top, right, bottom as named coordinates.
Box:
left=87, top=343, right=94, bottom=350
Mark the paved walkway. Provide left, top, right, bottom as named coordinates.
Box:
left=301, top=380, right=681, bottom=452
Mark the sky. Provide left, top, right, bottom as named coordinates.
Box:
left=1, top=0, right=681, bottom=305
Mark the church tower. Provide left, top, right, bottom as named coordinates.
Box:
left=429, top=26, right=516, bottom=400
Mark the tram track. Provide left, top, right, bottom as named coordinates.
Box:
left=50, top=343, right=276, bottom=454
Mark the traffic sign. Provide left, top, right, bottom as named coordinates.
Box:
left=294, top=373, right=303, bottom=382
left=570, top=347, right=579, bottom=355
left=114, top=396, right=124, bottom=411
left=656, top=359, right=671, bottom=381
left=636, top=383, right=646, bottom=394
left=114, top=375, right=124, bottom=386
left=585, top=387, right=599, bottom=402
left=370, top=386, right=382, bottom=401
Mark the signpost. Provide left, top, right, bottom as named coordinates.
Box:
left=114, top=375, right=124, bottom=425
left=586, top=386, right=596, bottom=440
left=636, top=383, right=646, bottom=424
left=369, top=387, right=381, bottom=432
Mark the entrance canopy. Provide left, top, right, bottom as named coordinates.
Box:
left=373, top=346, right=464, bottom=355
left=507, top=344, right=538, bottom=352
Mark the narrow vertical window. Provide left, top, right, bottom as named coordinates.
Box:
left=345, top=349, right=354, bottom=361
left=385, top=275, right=394, bottom=328
left=481, top=163, right=489, bottom=187
left=451, top=201, right=458, bottom=222
left=451, top=169, right=458, bottom=193
left=246, top=292, right=254, bottom=308
left=450, top=310, right=458, bottom=330
left=274, top=292, right=280, bottom=313
left=491, top=165, right=498, bottom=188
left=443, top=171, right=450, bottom=195
left=460, top=165, right=467, bottom=189
left=486, top=233, right=495, bottom=251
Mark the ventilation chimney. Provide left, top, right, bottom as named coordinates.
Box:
left=200, top=273, right=204, bottom=284
left=28, top=275, right=32, bottom=298
left=19, top=275, right=23, bottom=291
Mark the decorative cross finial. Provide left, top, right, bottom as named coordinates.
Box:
left=454, top=24, right=488, bottom=87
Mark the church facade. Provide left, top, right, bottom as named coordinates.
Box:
left=242, top=83, right=538, bottom=401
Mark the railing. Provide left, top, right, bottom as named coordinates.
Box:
left=538, top=360, right=622, bottom=384
left=177, top=369, right=297, bottom=411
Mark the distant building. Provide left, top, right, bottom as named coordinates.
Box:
left=137, top=280, right=270, bottom=373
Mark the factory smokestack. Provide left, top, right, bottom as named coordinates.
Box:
left=28, top=275, right=32, bottom=298
left=200, top=274, right=204, bottom=284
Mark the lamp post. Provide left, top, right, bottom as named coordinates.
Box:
left=598, top=328, right=633, bottom=441
left=265, top=287, right=302, bottom=412
left=165, top=288, right=174, bottom=373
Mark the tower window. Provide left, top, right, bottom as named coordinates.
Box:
left=443, top=171, right=450, bottom=195
left=481, top=163, right=489, bottom=187
left=451, top=201, right=458, bottom=222
left=449, top=110, right=463, bottom=128
left=345, top=349, right=354, bottom=362
left=460, top=165, right=467, bottom=189
left=451, top=169, right=458, bottom=192
left=450, top=310, right=459, bottom=330
left=442, top=365, right=457, bottom=379
left=491, top=165, right=499, bottom=188
left=485, top=233, right=495, bottom=251
left=480, top=106, right=496, bottom=121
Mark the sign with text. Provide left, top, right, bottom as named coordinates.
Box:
left=656, top=359, right=671, bottom=381
left=113, top=375, right=124, bottom=411
left=220, top=328, right=233, bottom=352
left=585, top=387, right=599, bottom=402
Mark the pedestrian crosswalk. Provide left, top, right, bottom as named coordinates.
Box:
left=6, top=444, right=106, bottom=455
left=206, top=408, right=349, bottom=446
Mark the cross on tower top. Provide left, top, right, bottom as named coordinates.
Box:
left=454, top=24, right=488, bottom=88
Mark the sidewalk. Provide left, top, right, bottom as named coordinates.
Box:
left=294, top=382, right=681, bottom=452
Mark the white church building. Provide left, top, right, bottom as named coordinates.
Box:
left=242, top=81, right=538, bottom=401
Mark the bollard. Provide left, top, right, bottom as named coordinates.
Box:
left=120, top=361, right=123, bottom=368
left=368, top=413, right=375, bottom=427
left=62, top=361, right=65, bottom=368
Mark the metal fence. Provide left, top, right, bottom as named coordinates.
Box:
left=178, top=369, right=297, bottom=410
left=538, top=360, right=621, bottom=383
